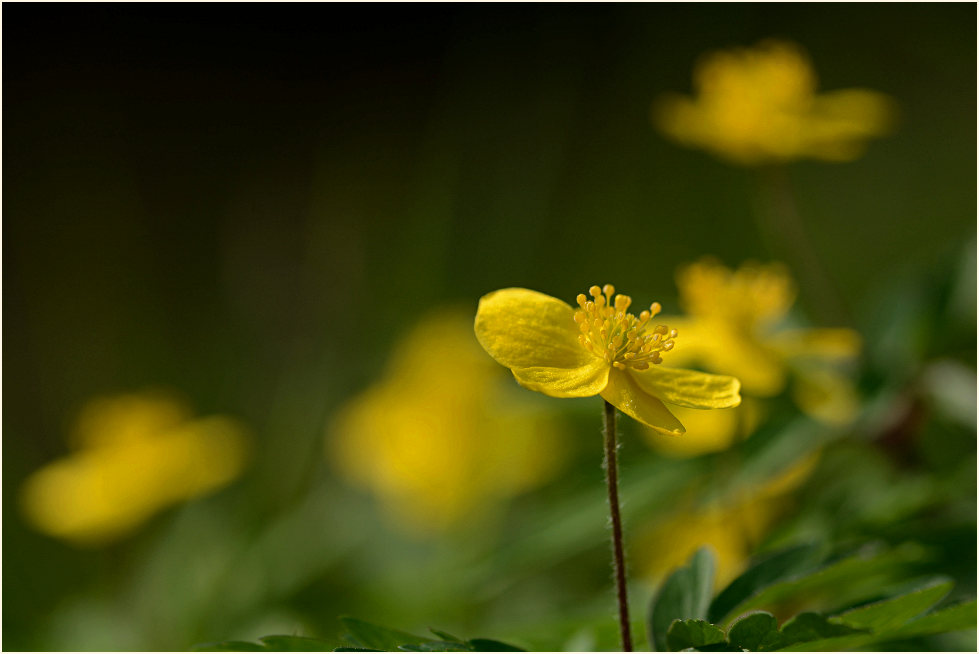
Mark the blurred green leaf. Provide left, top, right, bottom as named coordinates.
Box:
left=648, top=547, right=715, bottom=651
left=885, top=600, right=977, bottom=639
left=194, top=640, right=269, bottom=651
left=726, top=611, right=781, bottom=651
left=466, top=639, right=524, bottom=651
left=716, top=542, right=926, bottom=622
left=708, top=543, right=822, bottom=625
left=260, top=636, right=339, bottom=651
left=665, top=619, right=725, bottom=651
left=193, top=636, right=337, bottom=651
left=427, top=630, right=461, bottom=643
left=777, top=612, right=865, bottom=648
left=830, top=579, right=952, bottom=632
left=339, top=618, right=432, bottom=651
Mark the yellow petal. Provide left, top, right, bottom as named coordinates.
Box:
left=791, top=367, right=860, bottom=425
left=475, top=288, right=593, bottom=370
left=769, top=328, right=862, bottom=361
left=511, top=358, right=610, bottom=398
left=600, top=368, right=684, bottom=435
left=630, top=366, right=742, bottom=409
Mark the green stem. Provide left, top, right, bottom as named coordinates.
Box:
left=604, top=400, right=633, bottom=651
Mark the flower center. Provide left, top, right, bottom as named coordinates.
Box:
left=573, top=284, right=677, bottom=371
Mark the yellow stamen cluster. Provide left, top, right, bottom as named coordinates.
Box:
left=573, top=284, right=678, bottom=371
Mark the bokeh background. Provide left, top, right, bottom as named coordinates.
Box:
left=4, top=4, right=975, bottom=651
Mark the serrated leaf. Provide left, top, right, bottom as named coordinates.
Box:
left=193, top=641, right=268, bottom=651
left=714, top=542, right=925, bottom=624
left=467, top=638, right=524, bottom=651
left=259, top=636, right=336, bottom=651
left=665, top=619, right=726, bottom=651
left=830, top=579, right=952, bottom=632
left=727, top=611, right=781, bottom=651
left=340, top=618, right=432, bottom=651
left=708, top=544, right=822, bottom=624
left=649, top=547, right=716, bottom=651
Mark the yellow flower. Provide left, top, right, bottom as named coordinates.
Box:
left=665, top=258, right=861, bottom=423
left=653, top=39, right=897, bottom=165
left=636, top=453, right=819, bottom=588
left=20, top=391, right=249, bottom=546
left=329, top=308, right=564, bottom=534
left=474, top=285, right=741, bottom=435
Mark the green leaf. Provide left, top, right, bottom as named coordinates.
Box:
left=714, top=542, right=925, bottom=624
left=887, top=599, right=978, bottom=639
left=467, top=639, right=524, bottom=651
left=340, top=617, right=432, bottom=651
left=648, top=547, right=716, bottom=651
left=260, top=636, right=337, bottom=651
left=726, top=611, right=782, bottom=651
left=778, top=612, right=865, bottom=647
left=665, top=619, right=726, bottom=651
left=428, top=630, right=463, bottom=643
left=193, top=641, right=268, bottom=651
left=708, top=544, right=822, bottom=624
left=397, top=642, right=468, bottom=652
left=830, top=579, right=952, bottom=632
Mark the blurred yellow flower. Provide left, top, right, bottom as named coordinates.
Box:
left=641, top=259, right=860, bottom=457
left=660, top=259, right=860, bottom=429
left=20, top=391, right=249, bottom=546
left=643, top=399, right=763, bottom=458
left=474, top=285, right=741, bottom=435
left=635, top=453, right=819, bottom=588
left=329, top=308, right=564, bottom=534
left=653, top=39, right=897, bottom=165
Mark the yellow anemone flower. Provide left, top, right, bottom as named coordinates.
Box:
left=20, top=391, right=249, bottom=546
left=329, top=308, right=564, bottom=534
left=664, top=259, right=861, bottom=424
left=653, top=39, right=897, bottom=165
left=474, top=285, right=741, bottom=435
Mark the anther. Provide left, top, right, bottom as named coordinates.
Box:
left=603, top=284, right=615, bottom=297
left=576, top=293, right=587, bottom=306
left=589, top=286, right=602, bottom=298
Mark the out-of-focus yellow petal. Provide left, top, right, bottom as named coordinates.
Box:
left=630, top=366, right=741, bottom=409
left=511, top=358, right=609, bottom=398
left=600, top=368, right=684, bottom=435
left=791, top=368, right=861, bottom=425
left=695, top=332, right=787, bottom=397
left=70, top=391, right=190, bottom=449
left=770, top=328, right=862, bottom=361
left=803, top=89, right=898, bottom=161
left=475, top=288, right=592, bottom=370
left=643, top=405, right=741, bottom=457
left=20, top=413, right=249, bottom=545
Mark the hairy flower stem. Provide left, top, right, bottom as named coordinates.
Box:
left=603, top=400, right=633, bottom=651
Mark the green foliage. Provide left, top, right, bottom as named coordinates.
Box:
left=666, top=619, right=726, bottom=650
left=194, top=636, right=336, bottom=651
left=648, top=547, right=716, bottom=651
left=648, top=547, right=976, bottom=651
left=193, top=620, right=526, bottom=652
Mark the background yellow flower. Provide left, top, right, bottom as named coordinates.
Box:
left=634, top=453, right=819, bottom=588
left=653, top=39, right=897, bottom=165
left=20, top=391, right=250, bottom=546
left=328, top=308, right=565, bottom=534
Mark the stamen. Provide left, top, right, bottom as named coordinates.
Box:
left=571, top=284, right=677, bottom=371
